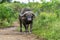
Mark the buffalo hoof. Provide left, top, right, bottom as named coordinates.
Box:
left=20, top=30, right=22, bottom=32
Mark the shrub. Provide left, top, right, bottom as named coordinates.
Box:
left=0, top=3, right=17, bottom=27
left=32, top=12, right=58, bottom=40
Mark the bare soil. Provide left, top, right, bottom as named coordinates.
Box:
left=0, top=21, right=44, bottom=40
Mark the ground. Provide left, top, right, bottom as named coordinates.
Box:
left=0, top=21, right=44, bottom=40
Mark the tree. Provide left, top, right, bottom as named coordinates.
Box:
left=1, top=0, right=7, bottom=3
left=7, top=0, right=12, bottom=3
left=0, top=0, right=12, bottom=3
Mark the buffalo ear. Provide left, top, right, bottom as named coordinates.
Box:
left=32, top=14, right=35, bottom=18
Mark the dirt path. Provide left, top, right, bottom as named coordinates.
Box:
left=0, top=21, right=43, bottom=40
left=0, top=27, right=39, bottom=40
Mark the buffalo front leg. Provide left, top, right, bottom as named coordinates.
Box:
left=30, top=23, right=32, bottom=33
left=23, top=23, right=26, bottom=32
left=19, top=16, right=22, bottom=32
left=26, top=24, right=29, bottom=32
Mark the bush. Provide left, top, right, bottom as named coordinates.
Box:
left=32, top=12, right=58, bottom=40
left=0, top=3, right=17, bottom=27
left=33, top=12, right=57, bottom=27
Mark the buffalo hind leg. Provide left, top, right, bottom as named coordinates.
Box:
left=20, top=23, right=22, bottom=32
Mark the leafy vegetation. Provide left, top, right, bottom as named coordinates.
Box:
left=0, top=0, right=60, bottom=40
left=0, top=3, right=18, bottom=28
left=32, top=12, right=59, bottom=40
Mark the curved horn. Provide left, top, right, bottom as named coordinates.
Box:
left=23, top=11, right=34, bottom=16
left=23, top=11, right=29, bottom=16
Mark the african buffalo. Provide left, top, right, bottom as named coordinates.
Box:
left=19, top=11, right=35, bottom=33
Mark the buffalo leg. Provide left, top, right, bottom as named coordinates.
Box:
left=23, top=23, right=26, bottom=32
left=20, top=23, right=22, bottom=32
left=30, top=23, right=32, bottom=33
left=26, top=24, right=29, bottom=32
left=19, top=16, right=22, bottom=32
